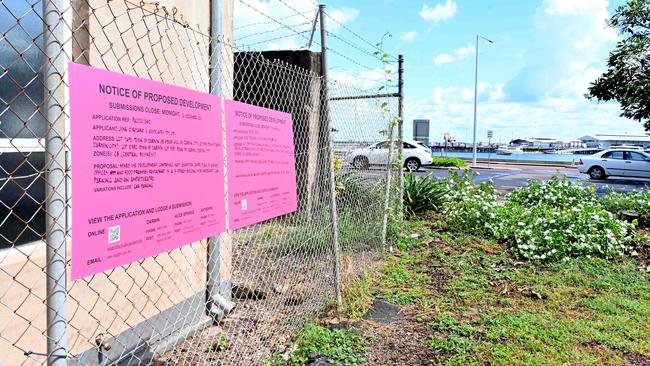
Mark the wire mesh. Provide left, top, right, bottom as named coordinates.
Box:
left=0, top=1, right=402, bottom=365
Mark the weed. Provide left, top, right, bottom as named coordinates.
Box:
left=265, top=321, right=365, bottom=366
left=205, top=333, right=228, bottom=352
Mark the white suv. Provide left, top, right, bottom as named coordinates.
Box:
left=578, top=149, right=650, bottom=179
left=347, top=139, right=433, bottom=171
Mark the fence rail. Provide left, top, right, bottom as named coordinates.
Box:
left=0, top=1, right=403, bottom=364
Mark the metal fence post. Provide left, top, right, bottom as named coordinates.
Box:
left=397, top=55, right=404, bottom=218
left=319, top=4, right=342, bottom=306
left=207, top=0, right=235, bottom=321
left=44, top=1, right=69, bottom=365
left=381, top=124, right=395, bottom=247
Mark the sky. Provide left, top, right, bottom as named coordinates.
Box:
left=0, top=0, right=642, bottom=144
left=234, top=0, right=646, bottom=144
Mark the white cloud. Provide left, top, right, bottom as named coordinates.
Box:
left=330, top=67, right=394, bottom=90
left=460, top=87, right=474, bottom=102
left=544, top=0, right=609, bottom=15
left=453, top=43, right=475, bottom=59
left=328, top=7, right=360, bottom=26
left=420, top=0, right=457, bottom=23
left=267, top=38, right=300, bottom=50
left=430, top=82, right=504, bottom=104
left=408, top=0, right=642, bottom=143
left=504, top=0, right=618, bottom=102
left=405, top=90, right=644, bottom=143
left=433, top=43, right=475, bottom=65
left=234, top=0, right=358, bottom=50
left=489, top=83, right=505, bottom=102
left=401, top=31, right=418, bottom=41
left=433, top=54, right=454, bottom=65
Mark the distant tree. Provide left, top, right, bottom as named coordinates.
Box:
left=587, top=0, right=650, bottom=130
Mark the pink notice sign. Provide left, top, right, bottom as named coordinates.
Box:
left=69, top=63, right=225, bottom=280
left=225, top=100, right=298, bottom=230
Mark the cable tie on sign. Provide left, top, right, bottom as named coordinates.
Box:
left=24, top=350, right=50, bottom=357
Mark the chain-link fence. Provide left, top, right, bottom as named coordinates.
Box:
left=0, top=1, right=402, bottom=365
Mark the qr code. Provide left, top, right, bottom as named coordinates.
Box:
left=108, top=225, right=121, bottom=243
left=241, top=199, right=247, bottom=211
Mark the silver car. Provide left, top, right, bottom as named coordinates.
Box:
left=578, top=149, right=650, bottom=179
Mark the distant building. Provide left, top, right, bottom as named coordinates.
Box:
left=578, top=134, right=650, bottom=148
left=413, top=119, right=430, bottom=145
left=509, top=137, right=586, bottom=149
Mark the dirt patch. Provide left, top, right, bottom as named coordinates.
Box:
left=355, top=306, right=433, bottom=366
left=627, top=353, right=650, bottom=366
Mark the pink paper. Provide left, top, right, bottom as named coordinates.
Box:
left=69, top=63, right=225, bottom=280
left=225, top=100, right=297, bottom=230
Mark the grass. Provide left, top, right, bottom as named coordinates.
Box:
left=364, top=219, right=650, bottom=366
left=237, top=206, right=384, bottom=256
left=239, top=172, right=385, bottom=256
left=429, top=156, right=468, bottom=168
left=263, top=208, right=649, bottom=365
left=341, top=272, right=374, bottom=319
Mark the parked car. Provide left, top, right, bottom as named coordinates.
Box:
left=347, top=139, right=433, bottom=171
left=578, top=149, right=650, bottom=179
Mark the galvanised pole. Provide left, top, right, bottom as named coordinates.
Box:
left=472, top=35, right=493, bottom=167
left=381, top=125, right=395, bottom=248
left=207, top=0, right=234, bottom=320
left=319, top=3, right=342, bottom=307
left=397, top=55, right=404, bottom=219
left=472, top=34, right=479, bottom=167
left=44, top=0, right=69, bottom=364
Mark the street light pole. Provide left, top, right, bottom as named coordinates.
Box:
left=472, top=34, right=493, bottom=167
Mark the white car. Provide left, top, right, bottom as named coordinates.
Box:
left=347, top=139, right=433, bottom=171
left=578, top=149, right=650, bottom=179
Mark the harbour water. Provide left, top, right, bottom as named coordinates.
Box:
left=440, top=151, right=584, bottom=163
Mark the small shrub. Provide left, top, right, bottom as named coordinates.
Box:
left=489, top=203, right=638, bottom=262
left=402, top=173, right=448, bottom=217
left=599, top=189, right=650, bottom=219
left=442, top=174, right=499, bottom=234
left=438, top=174, right=644, bottom=262
left=507, top=176, right=596, bottom=208
left=430, top=157, right=468, bottom=168
left=439, top=171, right=485, bottom=205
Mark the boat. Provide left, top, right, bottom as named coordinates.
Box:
left=544, top=149, right=572, bottom=154
left=495, top=146, right=524, bottom=155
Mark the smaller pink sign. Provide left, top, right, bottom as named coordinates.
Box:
left=69, top=63, right=225, bottom=279
left=225, top=100, right=298, bottom=229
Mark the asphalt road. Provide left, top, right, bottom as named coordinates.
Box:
left=416, top=164, right=650, bottom=194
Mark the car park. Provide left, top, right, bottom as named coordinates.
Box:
left=347, top=139, right=433, bottom=171
left=578, top=149, right=650, bottom=179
